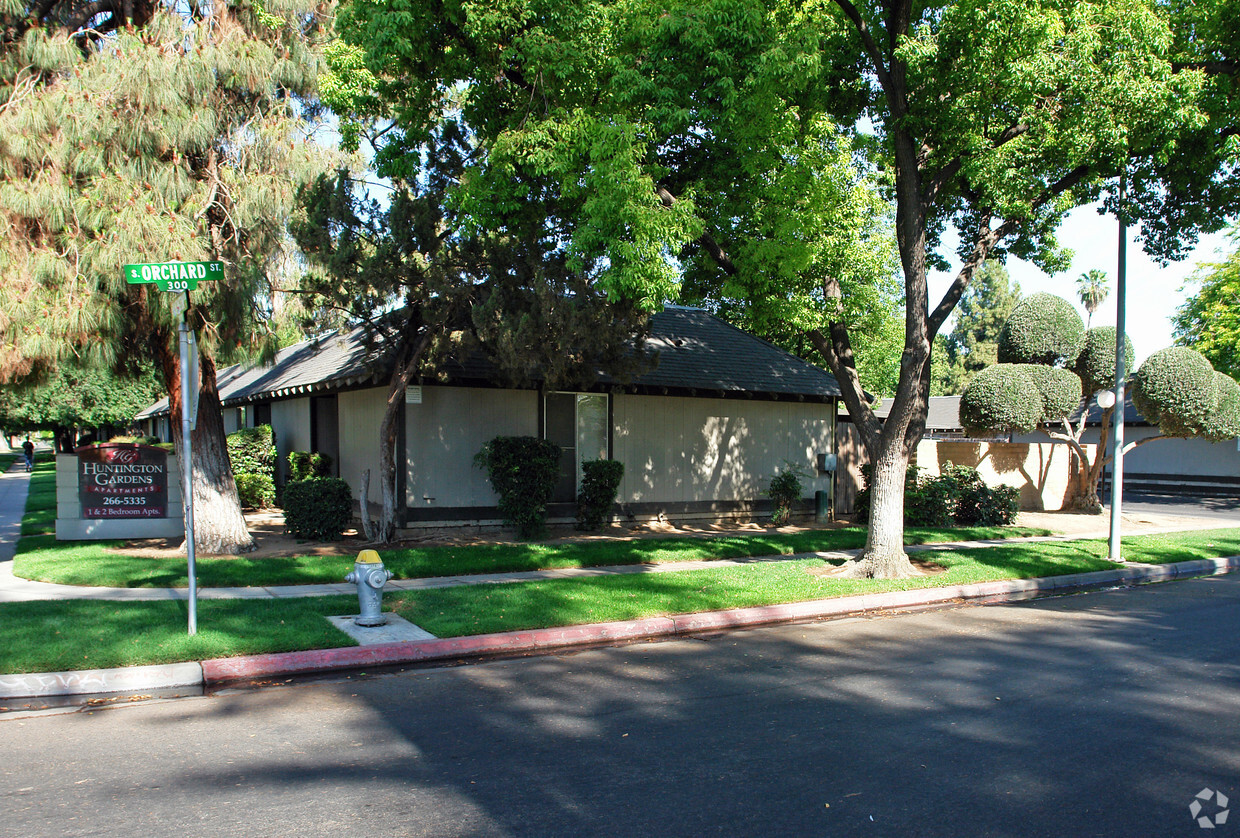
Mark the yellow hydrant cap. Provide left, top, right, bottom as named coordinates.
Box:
left=356, top=549, right=382, bottom=564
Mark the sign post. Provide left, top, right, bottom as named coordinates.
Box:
left=124, top=262, right=221, bottom=635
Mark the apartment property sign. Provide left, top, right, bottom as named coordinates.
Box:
left=77, top=443, right=170, bottom=519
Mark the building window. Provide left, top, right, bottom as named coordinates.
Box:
left=544, top=393, right=609, bottom=502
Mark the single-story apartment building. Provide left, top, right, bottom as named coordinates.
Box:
left=137, top=306, right=844, bottom=530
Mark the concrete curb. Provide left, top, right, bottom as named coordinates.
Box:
left=0, top=661, right=203, bottom=700
left=4, top=556, right=1237, bottom=699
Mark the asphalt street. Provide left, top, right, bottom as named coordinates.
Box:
left=1106, top=491, right=1240, bottom=523
left=3, top=575, right=1238, bottom=838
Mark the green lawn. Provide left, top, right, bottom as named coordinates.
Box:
left=0, top=596, right=358, bottom=675
left=2, top=528, right=1237, bottom=675
left=7, top=457, right=1237, bottom=677
left=20, top=457, right=56, bottom=536
left=12, top=524, right=1054, bottom=588
left=392, top=529, right=1240, bottom=637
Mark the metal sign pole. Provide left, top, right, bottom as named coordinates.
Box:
left=1108, top=176, right=1127, bottom=563
left=178, top=292, right=198, bottom=635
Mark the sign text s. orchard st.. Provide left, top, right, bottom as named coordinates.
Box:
left=124, top=260, right=223, bottom=292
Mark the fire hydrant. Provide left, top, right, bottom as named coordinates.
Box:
left=345, top=549, right=393, bottom=627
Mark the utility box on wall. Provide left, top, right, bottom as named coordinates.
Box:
left=56, top=444, right=185, bottom=540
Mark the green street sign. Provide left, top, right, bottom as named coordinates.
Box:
left=123, top=261, right=223, bottom=292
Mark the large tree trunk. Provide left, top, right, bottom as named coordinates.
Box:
left=162, top=334, right=255, bottom=555
left=848, top=443, right=919, bottom=578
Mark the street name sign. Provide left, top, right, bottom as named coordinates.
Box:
left=124, top=261, right=223, bottom=292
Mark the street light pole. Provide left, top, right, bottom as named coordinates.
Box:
left=1108, top=175, right=1127, bottom=563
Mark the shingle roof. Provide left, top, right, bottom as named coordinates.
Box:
left=865, top=395, right=963, bottom=430
left=136, top=306, right=840, bottom=418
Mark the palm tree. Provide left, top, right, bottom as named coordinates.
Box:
left=1076, top=269, right=1110, bottom=329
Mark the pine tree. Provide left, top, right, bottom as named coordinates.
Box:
left=0, top=0, right=338, bottom=552
left=932, top=262, right=1021, bottom=395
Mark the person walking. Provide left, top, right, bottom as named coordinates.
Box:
left=22, top=436, right=34, bottom=472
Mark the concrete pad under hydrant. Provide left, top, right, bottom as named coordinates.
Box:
left=326, top=614, right=438, bottom=646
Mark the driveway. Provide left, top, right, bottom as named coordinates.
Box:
left=1105, top=490, right=1240, bottom=523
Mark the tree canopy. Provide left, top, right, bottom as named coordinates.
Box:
left=325, top=0, right=1240, bottom=575
left=0, top=0, right=339, bottom=552
left=0, top=364, right=160, bottom=437
left=1173, top=230, right=1240, bottom=381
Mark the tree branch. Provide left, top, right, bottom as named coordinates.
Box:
left=656, top=185, right=738, bottom=275
left=1172, top=60, right=1239, bottom=76
left=829, top=0, right=894, bottom=99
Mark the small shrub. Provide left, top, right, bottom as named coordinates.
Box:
left=283, top=477, right=352, bottom=540
left=941, top=463, right=1019, bottom=526
left=905, top=468, right=956, bottom=527
left=854, top=462, right=1018, bottom=527
left=234, top=472, right=275, bottom=509
left=576, top=459, right=625, bottom=530
left=228, top=425, right=276, bottom=480
left=475, top=436, right=562, bottom=539
left=767, top=467, right=806, bottom=526
left=288, top=450, right=333, bottom=481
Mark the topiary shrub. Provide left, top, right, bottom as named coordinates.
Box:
left=959, top=364, right=1044, bottom=435
left=475, top=435, right=562, bottom=539
left=234, top=472, right=276, bottom=509
left=1201, top=372, right=1240, bottom=442
left=997, top=292, right=1084, bottom=366
left=283, top=477, right=352, bottom=540
left=1071, top=327, right=1135, bottom=395
left=228, top=424, right=276, bottom=480
left=288, top=450, right=333, bottom=481
left=1025, top=365, right=1083, bottom=419
left=1132, top=346, right=1218, bottom=437
left=767, top=466, right=806, bottom=526
left=576, top=459, right=625, bottom=530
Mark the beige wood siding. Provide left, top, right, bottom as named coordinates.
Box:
left=270, top=398, right=311, bottom=484
left=337, top=388, right=388, bottom=501
left=612, top=395, right=835, bottom=505
left=406, top=386, right=539, bottom=508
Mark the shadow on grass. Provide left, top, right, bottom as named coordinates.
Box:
left=0, top=595, right=359, bottom=673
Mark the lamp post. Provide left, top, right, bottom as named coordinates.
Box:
left=1107, top=176, right=1127, bottom=563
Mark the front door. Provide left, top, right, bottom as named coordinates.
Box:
left=544, top=393, right=609, bottom=503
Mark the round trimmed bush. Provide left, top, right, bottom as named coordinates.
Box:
left=1201, top=372, right=1240, bottom=442
left=1072, top=327, right=1135, bottom=395
left=997, top=293, right=1084, bottom=366
left=1025, top=364, right=1083, bottom=419
left=959, top=364, right=1043, bottom=434
left=1132, top=346, right=1217, bottom=437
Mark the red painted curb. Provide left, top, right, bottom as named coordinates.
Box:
left=201, top=616, right=677, bottom=684
left=199, top=556, right=1240, bottom=687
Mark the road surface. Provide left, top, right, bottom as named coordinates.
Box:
left=3, top=576, right=1238, bottom=837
